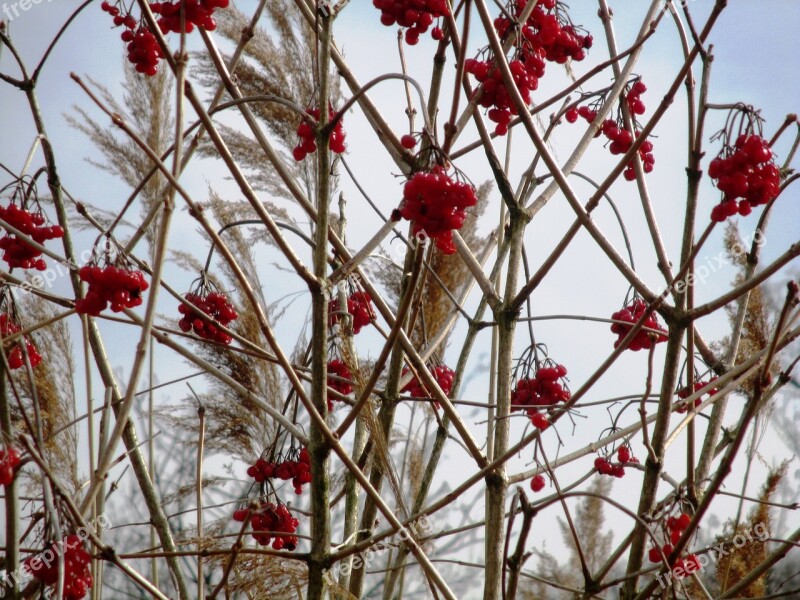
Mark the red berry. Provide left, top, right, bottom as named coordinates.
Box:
left=530, top=412, right=550, bottom=430
left=530, top=474, right=546, bottom=492
left=400, top=134, right=417, bottom=149
left=648, top=547, right=662, bottom=563
left=565, top=107, right=578, bottom=123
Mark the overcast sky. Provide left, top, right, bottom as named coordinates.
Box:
left=1, top=1, right=798, bottom=595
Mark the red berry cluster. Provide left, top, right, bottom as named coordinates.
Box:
left=100, top=1, right=135, bottom=26
left=178, top=291, right=238, bottom=345
left=101, top=2, right=163, bottom=76
left=610, top=298, right=667, bottom=351
left=150, top=0, right=230, bottom=33
left=601, top=119, right=654, bottom=181
left=327, top=359, right=353, bottom=411
left=76, top=265, right=149, bottom=316
left=293, top=107, right=346, bottom=161
left=234, top=501, right=299, bottom=550
left=648, top=512, right=700, bottom=576
left=0, top=203, right=63, bottom=270
left=709, top=134, right=780, bottom=221
left=497, top=0, right=593, bottom=64
left=246, top=448, right=311, bottom=495
left=530, top=473, right=546, bottom=492
left=0, top=446, right=20, bottom=485
left=511, top=363, right=569, bottom=430
left=372, top=0, right=449, bottom=45
left=468, top=0, right=591, bottom=135
left=126, top=27, right=163, bottom=76
left=401, top=363, right=455, bottom=409
left=675, top=378, right=718, bottom=413
left=0, top=313, right=42, bottom=369
left=397, top=166, right=478, bottom=254
left=626, top=79, right=647, bottom=116
left=25, top=535, right=93, bottom=600
left=329, top=291, right=375, bottom=334
left=594, top=445, right=638, bottom=478
left=567, top=81, right=655, bottom=181
left=465, top=58, right=540, bottom=136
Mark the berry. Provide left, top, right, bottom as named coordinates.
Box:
left=569, top=80, right=655, bottom=179
left=397, top=166, right=477, bottom=254
left=675, top=377, right=718, bottom=413
left=25, top=535, right=93, bottom=599
left=595, top=451, right=633, bottom=479
left=246, top=501, right=300, bottom=551
left=708, top=134, right=780, bottom=221
left=0, top=313, right=42, bottom=370
left=565, top=107, right=579, bottom=123
left=0, top=446, right=21, bottom=486
left=233, top=509, right=248, bottom=522
left=75, top=264, right=148, bottom=316
left=530, top=411, right=550, bottom=430
left=674, top=512, right=692, bottom=531
left=178, top=289, right=238, bottom=345
left=244, top=447, right=312, bottom=495
left=373, top=0, right=449, bottom=44
left=327, top=359, right=353, bottom=411
left=400, top=134, right=417, bottom=149
left=0, top=202, right=64, bottom=270
left=329, top=291, right=375, bottom=334
left=107, top=0, right=229, bottom=76
left=511, top=363, right=570, bottom=425
left=466, top=0, right=591, bottom=135
left=126, top=26, right=163, bottom=76
left=609, top=298, right=667, bottom=351
left=401, top=363, right=455, bottom=409
left=150, top=0, right=230, bottom=34
left=293, top=106, right=346, bottom=161
left=594, top=456, right=612, bottom=475
left=102, top=2, right=164, bottom=76
left=683, top=554, right=700, bottom=575
left=626, top=80, right=647, bottom=115
left=617, top=445, right=631, bottom=463
left=530, top=474, right=546, bottom=492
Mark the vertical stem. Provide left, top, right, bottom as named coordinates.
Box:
left=505, top=492, right=534, bottom=600
left=621, top=325, right=685, bottom=599
left=485, top=213, right=526, bottom=600
left=148, top=338, right=158, bottom=589
left=0, top=367, right=20, bottom=600
left=336, top=191, right=368, bottom=594
left=308, top=10, right=333, bottom=600
left=196, top=406, right=206, bottom=599
left=348, top=244, right=416, bottom=599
